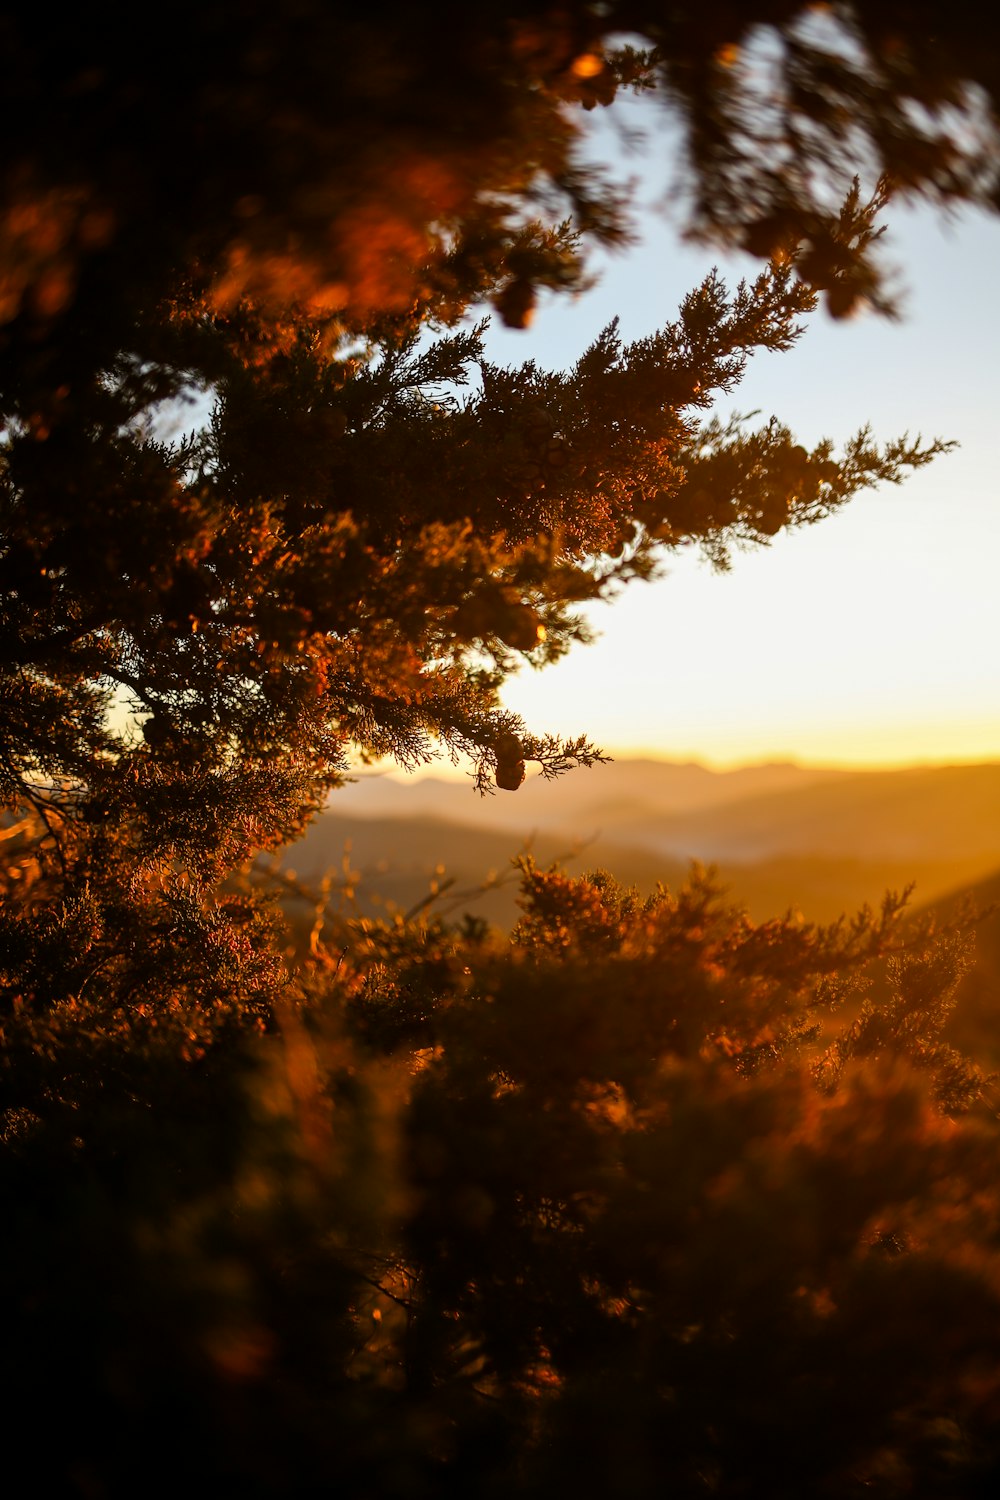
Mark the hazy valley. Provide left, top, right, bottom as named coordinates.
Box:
left=283, top=757, right=1000, bottom=929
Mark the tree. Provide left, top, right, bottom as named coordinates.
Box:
left=2, top=3, right=999, bottom=1495
left=3, top=0, right=995, bottom=843
left=4, top=2, right=1000, bottom=336
left=381, top=864, right=998, bottom=1499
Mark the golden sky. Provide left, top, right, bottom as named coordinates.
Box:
left=485, top=174, right=1000, bottom=769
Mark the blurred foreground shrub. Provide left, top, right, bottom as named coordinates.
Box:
left=2, top=861, right=999, bottom=1498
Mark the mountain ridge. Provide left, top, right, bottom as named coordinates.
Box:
left=332, top=758, right=1000, bottom=863
left=283, top=756, right=1000, bottom=929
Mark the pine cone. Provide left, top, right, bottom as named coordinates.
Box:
left=495, top=758, right=525, bottom=791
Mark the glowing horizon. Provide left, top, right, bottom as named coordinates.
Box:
left=369, top=736, right=1000, bottom=784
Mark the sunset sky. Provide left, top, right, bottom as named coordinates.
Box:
left=477, top=117, right=1000, bottom=771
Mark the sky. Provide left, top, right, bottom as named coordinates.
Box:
left=474, top=110, right=1000, bottom=771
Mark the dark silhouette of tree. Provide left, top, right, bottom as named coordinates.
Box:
left=2, top=4, right=999, bottom=1495
left=3, top=2, right=1000, bottom=336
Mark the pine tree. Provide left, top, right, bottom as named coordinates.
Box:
left=2, top=4, right=999, bottom=1495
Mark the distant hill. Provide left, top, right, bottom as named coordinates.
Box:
left=630, top=763, right=1000, bottom=863
left=334, top=757, right=839, bottom=833
left=280, top=757, right=1000, bottom=929
left=279, top=810, right=690, bottom=930
left=335, top=759, right=1000, bottom=862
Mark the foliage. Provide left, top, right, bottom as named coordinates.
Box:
left=0, top=0, right=974, bottom=833
left=391, top=867, right=998, bottom=1499
left=3, top=862, right=1000, bottom=1496
left=0, top=272, right=948, bottom=843
left=3, top=2, right=1000, bottom=335
left=2, top=3, right=999, bottom=1495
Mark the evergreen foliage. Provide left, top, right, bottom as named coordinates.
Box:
left=2, top=3, right=1000, bottom=1494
